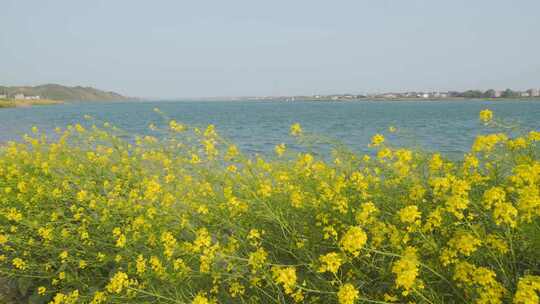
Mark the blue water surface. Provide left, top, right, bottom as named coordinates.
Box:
left=1, top=99, right=539, bottom=157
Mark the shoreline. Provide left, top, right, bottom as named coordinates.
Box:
left=1, top=97, right=539, bottom=107
left=239, top=97, right=540, bottom=102
left=0, top=99, right=64, bottom=108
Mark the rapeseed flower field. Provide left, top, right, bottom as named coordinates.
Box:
left=0, top=109, right=539, bottom=303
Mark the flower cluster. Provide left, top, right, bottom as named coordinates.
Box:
left=0, top=110, right=539, bottom=303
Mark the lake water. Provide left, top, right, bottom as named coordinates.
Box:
left=1, top=99, right=540, bottom=157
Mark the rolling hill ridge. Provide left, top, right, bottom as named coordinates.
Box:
left=0, top=84, right=131, bottom=101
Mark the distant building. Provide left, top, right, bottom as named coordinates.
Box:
left=0, top=94, right=6, bottom=99
left=13, top=93, right=25, bottom=100
left=421, top=93, right=429, bottom=98
left=520, top=92, right=530, bottom=97
left=484, top=90, right=499, bottom=98
left=433, top=92, right=449, bottom=98
left=24, top=95, right=41, bottom=100
left=403, top=92, right=416, bottom=97
left=527, top=88, right=540, bottom=97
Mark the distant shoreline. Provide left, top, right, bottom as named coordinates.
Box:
left=0, top=99, right=63, bottom=108
left=231, top=97, right=540, bottom=102
left=2, top=97, right=540, bottom=107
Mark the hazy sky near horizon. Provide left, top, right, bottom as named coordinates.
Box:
left=1, top=0, right=540, bottom=98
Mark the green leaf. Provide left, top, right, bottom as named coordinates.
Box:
left=28, top=293, right=48, bottom=304
left=17, top=277, right=32, bottom=297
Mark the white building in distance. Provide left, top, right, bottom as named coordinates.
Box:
left=527, top=88, right=540, bottom=97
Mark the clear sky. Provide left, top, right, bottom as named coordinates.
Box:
left=1, top=0, right=540, bottom=98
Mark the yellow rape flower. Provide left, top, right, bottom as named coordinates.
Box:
left=76, top=190, right=88, bottom=202
left=483, top=187, right=506, bottom=209
left=513, top=275, right=540, bottom=304
left=527, top=130, right=540, bottom=141
left=136, top=255, right=146, bottom=274
left=91, top=291, right=107, bottom=304
left=472, top=133, right=508, bottom=153
left=398, top=205, right=421, bottom=225
left=290, top=123, right=302, bottom=136
left=275, top=143, right=286, bottom=157
left=59, top=250, right=69, bottom=261
left=429, top=153, right=444, bottom=171
left=225, top=144, right=239, bottom=160
left=247, top=229, right=262, bottom=246
left=6, top=208, right=23, bottom=222
left=150, top=256, right=165, bottom=276
left=193, top=228, right=212, bottom=252
left=337, top=283, right=359, bottom=304
left=0, top=234, right=8, bottom=245
left=355, top=202, right=378, bottom=225
left=492, top=201, right=518, bottom=228
left=451, top=231, right=482, bottom=256
left=272, top=266, right=297, bottom=294
left=391, top=246, right=420, bottom=294
left=370, top=133, right=385, bottom=147
left=485, top=234, right=509, bottom=254
left=229, top=281, right=245, bottom=298
left=248, top=248, right=268, bottom=273
left=106, top=271, right=130, bottom=294
left=78, top=260, right=87, bottom=269
left=192, top=293, right=210, bottom=304
left=204, top=124, right=217, bottom=138
left=340, top=226, right=367, bottom=257
left=38, top=227, right=53, bottom=241
left=12, top=258, right=27, bottom=270
left=169, top=120, right=185, bottom=132
left=161, top=231, right=177, bottom=258
left=508, top=137, right=528, bottom=150
left=38, top=286, right=46, bottom=295
left=318, top=252, right=342, bottom=274
left=479, top=109, right=493, bottom=123
left=115, top=233, right=126, bottom=248
left=50, top=290, right=79, bottom=304
left=453, top=261, right=506, bottom=303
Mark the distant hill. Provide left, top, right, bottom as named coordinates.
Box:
left=0, top=84, right=132, bottom=101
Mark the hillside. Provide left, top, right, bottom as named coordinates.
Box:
left=0, top=84, right=131, bottom=101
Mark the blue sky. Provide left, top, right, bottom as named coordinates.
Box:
left=1, top=0, right=539, bottom=98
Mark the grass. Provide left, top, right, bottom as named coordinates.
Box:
left=0, top=99, right=63, bottom=108
left=0, top=99, right=16, bottom=108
